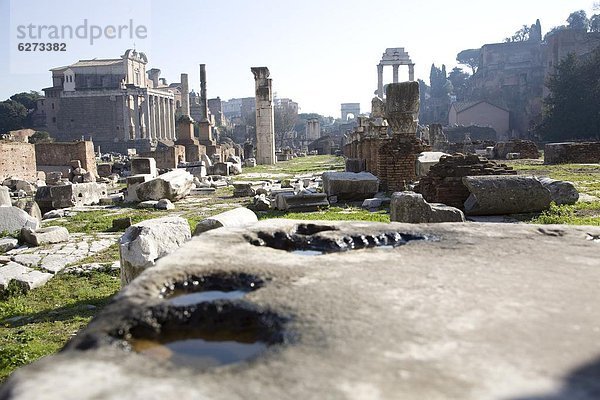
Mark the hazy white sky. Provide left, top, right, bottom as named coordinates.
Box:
left=0, top=0, right=597, bottom=118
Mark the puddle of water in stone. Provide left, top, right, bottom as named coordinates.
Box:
left=291, top=249, right=324, bottom=256
left=131, top=337, right=267, bottom=368
left=167, top=290, right=248, bottom=306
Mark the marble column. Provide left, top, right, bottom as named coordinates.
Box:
left=392, top=64, right=399, bottom=83
left=409, top=64, right=415, bottom=81
left=161, top=97, right=168, bottom=139
left=169, top=99, right=176, bottom=140
left=143, top=95, right=151, bottom=140
left=157, top=96, right=164, bottom=140
left=123, top=95, right=131, bottom=141
left=151, top=96, right=158, bottom=140
left=251, top=66, right=276, bottom=165
left=377, top=64, right=384, bottom=98
left=133, top=95, right=141, bottom=139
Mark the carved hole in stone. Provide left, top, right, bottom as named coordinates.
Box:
left=160, top=273, right=263, bottom=306
left=78, top=193, right=83, bottom=197
left=248, top=229, right=431, bottom=255
left=124, top=302, right=284, bottom=369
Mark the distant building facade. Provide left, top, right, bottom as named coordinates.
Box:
left=448, top=101, right=509, bottom=138
left=35, top=49, right=176, bottom=153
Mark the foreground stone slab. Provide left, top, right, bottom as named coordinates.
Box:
left=463, top=175, right=552, bottom=215
left=136, top=170, right=194, bottom=202
left=322, top=171, right=379, bottom=201
left=193, top=207, right=258, bottom=235
left=0, top=261, right=52, bottom=294
left=2, top=220, right=599, bottom=399
left=20, top=226, right=70, bottom=247
left=390, top=191, right=465, bottom=223
left=120, top=217, right=191, bottom=285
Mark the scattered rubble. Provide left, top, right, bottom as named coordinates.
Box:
left=390, top=191, right=465, bottom=223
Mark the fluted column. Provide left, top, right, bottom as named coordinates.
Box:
left=169, top=99, right=176, bottom=139
left=392, top=64, right=399, bottom=83
left=143, top=95, right=151, bottom=139
left=123, top=95, right=131, bottom=140
left=377, top=64, right=384, bottom=98
left=408, top=64, right=415, bottom=81
left=161, top=97, right=168, bottom=139
left=151, top=96, right=158, bottom=140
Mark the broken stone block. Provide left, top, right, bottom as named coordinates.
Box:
left=82, top=172, right=96, bottom=183
left=45, top=171, right=63, bottom=185
left=0, top=238, right=18, bottom=253
left=345, top=158, right=366, bottom=173
left=212, top=162, right=230, bottom=176
left=0, top=261, right=53, bottom=294
left=34, top=183, right=108, bottom=213
left=244, top=158, right=257, bottom=168
left=119, top=216, right=191, bottom=285
left=193, top=207, right=258, bottom=236
left=322, top=172, right=379, bottom=201
left=112, top=217, right=132, bottom=231
left=361, top=197, right=391, bottom=210
left=233, top=182, right=257, bottom=197
left=538, top=177, right=579, bottom=206
left=253, top=194, right=271, bottom=211
left=0, top=207, right=39, bottom=234
left=73, top=168, right=87, bottom=176
left=185, top=164, right=206, bottom=179
left=97, top=164, right=112, bottom=177
left=390, top=191, right=465, bottom=223
left=70, top=160, right=82, bottom=169
left=125, top=174, right=153, bottom=203
left=0, top=186, right=11, bottom=207
left=20, top=226, right=69, bottom=247
left=275, top=192, right=330, bottom=212
left=99, top=193, right=125, bottom=205
left=138, top=200, right=158, bottom=208
left=416, top=151, right=449, bottom=177
left=131, top=158, right=158, bottom=178
left=463, top=176, right=552, bottom=216
left=136, top=170, right=194, bottom=202
left=13, top=200, right=42, bottom=223
left=155, top=199, right=174, bottom=210
left=42, top=209, right=66, bottom=219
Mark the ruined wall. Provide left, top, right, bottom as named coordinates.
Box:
left=377, top=137, right=428, bottom=191
left=0, top=141, right=37, bottom=182
left=35, top=141, right=97, bottom=176
left=140, top=145, right=186, bottom=169
left=493, top=140, right=540, bottom=159
left=414, top=154, right=517, bottom=209
left=544, top=142, right=600, bottom=165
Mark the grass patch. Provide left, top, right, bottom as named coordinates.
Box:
left=258, top=205, right=391, bottom=223
left=45, top=208, right=170, bottom=234
left=530, top=201, right=600, bottom=226
left=0, top=270, right=120, bottom=383
left=240, top=155, right=344, bottom=177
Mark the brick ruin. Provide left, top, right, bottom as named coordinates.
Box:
left=493, top=139, right=540, bottom=159
left=0, top=141, right=37, bottom=182
left=343, top=82, right=428, bottom=191
left=544, top=142, right=600, bottom=164
left=35, top=140, right=97, bottom=177
left=414, top=154, right=517, bottom=209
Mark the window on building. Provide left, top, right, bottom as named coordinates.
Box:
left=52, top=117, right=56, bottom=123
left=51, top=103, right=54, bottom=110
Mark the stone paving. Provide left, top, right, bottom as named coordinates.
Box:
left=0, top=232, right=119, bottom=293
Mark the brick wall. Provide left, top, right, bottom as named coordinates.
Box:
left=494, top=140, right=540, bottom=159
left=0, top=141, right=37, bottom=182
left=35, top=140, right=97, bottom=176
left=544, top=142, right=600, bottom=164
left=377, top=136, right=428, bottom=191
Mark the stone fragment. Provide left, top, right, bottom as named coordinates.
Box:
left=136, top=170, right=193, bottom=202
left=20, top=226, right=70, bottom=246
left=416, top=152, right=449, bottom=177
left=0, top=238, right=18, bottom=253
left=390, top=191, right=465, bottom=223
left=212, top=162, right=230, bottom=176
left=120, top=217, right=191, bottom=285
left=99, top=193, right=125, bottom=205
left=82, top=172, right=96, bottom=183
left=275, top=192, right=329, bottom=211
left=253, top=194, right=271, bottom=211
left=42, top=209, right=66, bottom=219
left=244, top=158, right=257, bottom=168
left=125, top=174, right=153, bottom=202
left=34, top=183, right=108, bottom=212
left=70, top=160, right=82, bottom=169
left=0, top=186, right=12, bottom=207
left=15, top=180, right=35, bottom=196
left=131, top=158, right=158, bottom=177
left=97, top=164, right=112, bottom=177
left=0, top=207, right=39, bottom=233
left=361, top=197, right=391, bottom=210
left=193, top=207, right=258, bottom=236
left=112, top=218, right=132, bottom=231
left=233, top=181, right=257, bottom=197
left=11, top=254, right=42, bottom=267
left=322, top=172, right=379, bottom=201
left=0, top=261, right=52, bottom=294
left=538, top=177, right=579, bottom=206
left=138, top=200, right=158, bottom=208
left=12, top=200, right=42, bottom=222
left=463, top=176, right=552, bottom=215
left=155, top=199, right=174, bottom=210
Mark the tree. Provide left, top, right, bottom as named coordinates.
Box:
left=590, top=14, right=600, bottom=32
left=504, top=25, right=531, bottom=42
left=567, top=10, right=589, bottom=30
left=447, top=67, right=471, bottom=101
left=0, top=100, right=28, bottom=134
left=456, top=49, right=479, bottom=74
left=9, top=91, right=41, bottom=111
left=535, top=49, right=600, bottom=141
left=28, top=131, right=53, bottom=144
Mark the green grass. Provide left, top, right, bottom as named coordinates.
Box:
left=44, top=209, right=170, bottom=234
left=0, top=270, right=120, bottom=383
left=258, top=205, right=391, bottom=223
left=239, top=155, right=344, bottom=177
left=530, top=201, right=600, bottom=226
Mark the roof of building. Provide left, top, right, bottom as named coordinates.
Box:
left=451, top=100, right=509, bottom=113
left=49, top=58, right=123, bottom=72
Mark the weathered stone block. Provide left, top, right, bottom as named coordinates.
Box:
left=193, top=207, right=258, bottom=235
left=20, top=226, right=70, bottom=246
left=119, top=216, right=191, bottom=285
left=34, top=183, right=108, bottom=212
left=0, top=186, right=11, bottom=207
left=538, top=177, right=579, bottom=206
left=275, top=192, right=329, bottom=211
left=463, top=176, right=552, bottom=215
left=0, top=206, right=39, bottom=233
left=136, top=170, right=193, bottom=202
left=416, top=151, right=449, bottom=177
left=131, top=158, right=158, bottom=177
left=0, top=238, right=18, bottom=253
left=0, top=261, right=52, bottom=294
left=322, top=171, right=379, bottom=201
left=390, top=191, right=465, bottom=223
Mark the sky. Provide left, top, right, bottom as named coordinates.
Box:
left=0, top=0, right=597, bottom=118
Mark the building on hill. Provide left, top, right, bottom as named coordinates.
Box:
left=448, top=101, right=509, bottom=140
left=34, top=49, right=177, bottom=153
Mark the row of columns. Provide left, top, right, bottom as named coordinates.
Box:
left=376, top=63, right=415, bottom=98
left=123, top=93, right=176, bottom=141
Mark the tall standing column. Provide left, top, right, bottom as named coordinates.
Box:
left=133, top=95, right=141, bottom=139
left=392, top=64, right=399, bottom=83
left=251, top=67, right=276, bottom=165
left=157, top=96, right=164, bottom=140
left=169, top=99, right=176, bottom=139
left=143, top=95, right=151, bottom=140
left=123, top=95, right=131, bottom=141
left=181, top=73, right=191, bottom=119
left=408, top=64, right=415, bottom=81
left=151, top=96, right=158, bottom=140
left=377, top=64, right=384, bottom=98
left=161, top=97, right=168, bottom=140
